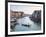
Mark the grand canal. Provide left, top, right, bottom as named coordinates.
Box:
left=11, top=17, right=41, bottom=32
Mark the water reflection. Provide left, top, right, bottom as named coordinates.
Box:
left=11, top=17, right=41, bottom=32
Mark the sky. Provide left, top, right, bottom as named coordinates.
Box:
left=10, top=5, right=42, bottom=14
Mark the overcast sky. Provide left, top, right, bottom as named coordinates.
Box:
left=10, top=5, right=41, bottom=14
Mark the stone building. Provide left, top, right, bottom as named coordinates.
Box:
left=10, top=11, right=24, bottom=19
left=31, top=10, right=41, bottom=23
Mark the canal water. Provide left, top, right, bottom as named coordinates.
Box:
left=11, top=17, right=41, bottom=32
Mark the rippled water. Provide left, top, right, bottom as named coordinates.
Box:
left=11, top=17, right=41, bottom=32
